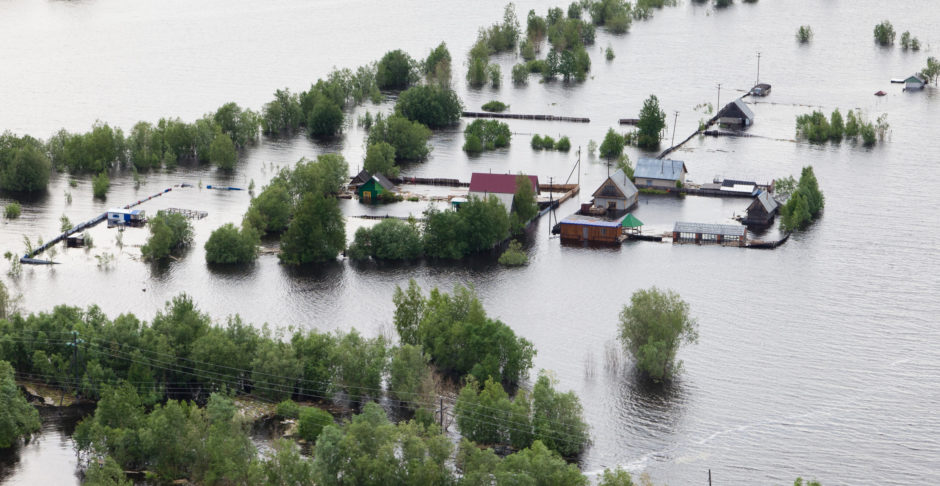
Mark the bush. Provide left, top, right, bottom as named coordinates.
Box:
left=797, top=25, right=813, bottom=43
left=376, top=49, right=417, bottom=90
left=209, top=132, right=237, bottom=169
left=0, top=360, right=41, bottom=448
left=213, top=102, right=259, bottom=147
left=262, top=88, right=304, bottom=135
left=498, top=240, right=528, bottom=266
left=297, top=407, right=333, bottom=442
left=347, top=218, right=423, bottom=261
left=463, top=119, right=511, bottom=153
left=829, top=109, right=844, bottom=141
left=142, top=212, right=194, bottom=261
left=605, top=45, right=615, bottom=60
left=243, top=182, right=292, bottom=235
left=0, top=135, right=51, bottom=192
left=92, top=171, right=110, bottom=198
left=423, top=41, right=452, bottom=85
left=599, top=128, right=625, bottom=159
left=619, top=287, right=698, bottom=382
left=467, top=54, right=489, bottom=88
left=531, top=134, right=544, bottom=150
left=795, top=111, right=831, bottom=143
left=4, top=203, right=21, bottom=219
left=204, top=223, right=260, bottom=264
left=366, top=114, right=432, bottom=162
left=481, top=101, right=509, bottom=113
left=388, top=344, right=432, bottom=408
left=395, top=85, right=462, bottom=129
left=554, top=136, right=571, bottom=151
left=512, top=63, right=529, bottom=84
left=278, top=193, right=345, bottom=265
left=873, top=20, right=895, bottom=46
left=276, top=400, right=301, bottom=419
left=306, top=96, right=344, bottom=137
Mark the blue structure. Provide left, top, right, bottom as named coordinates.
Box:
left=107, top=208, right=145, bottom=225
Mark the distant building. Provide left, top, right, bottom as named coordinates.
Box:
left=593, top=168, right=638, bottom=213
left=107, top=208, right=146, bottom=226
left=904, top=74, right=926, bottom=91
left=635, top=158, right=687, bottom=190
left=750, top=83, right=771, bottom=97
left=468, top=173, right=539, bottom=214
left=673, top=222, right=747, bottom=246
left=559, top=214, right=625, bottom=244
left=358, top=173, right=397, bottom=203
left=743, top=190, right=779, bottom=225
left=718, top=98, right=755, bottom=126
left=350, top=169, right=371, bottom=189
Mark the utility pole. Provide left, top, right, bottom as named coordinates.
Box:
left=716, top=83, right=722, bottom=110
left=440, top=397, right=444, bottom=429
left=548, top=176, right=555, bottom=236
left=756, top=51, right=762, bottom=85
left=671, top=111, right=680, bottom=147
left=709, top=469, right=713, bottom=486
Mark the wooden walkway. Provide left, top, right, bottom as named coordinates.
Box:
left=462, top=112, right=590, bottom=123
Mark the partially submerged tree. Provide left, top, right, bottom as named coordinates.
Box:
left=618, top=287, right=698, bottom=382
left=636, top=95, right=666, bottom=149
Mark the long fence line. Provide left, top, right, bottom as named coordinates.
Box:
left=462, top=111, right=590, bottom=123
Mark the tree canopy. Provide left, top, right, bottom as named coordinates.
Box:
left=278, top=194, right=345, bottom=265
left=142, top=211, right=194, bottom=261
left=395, top=85, right=463, bottom=129
left=0, top=134, right=51, bottom=192
left=637, top=95, right=666, bottom=149
left=204, top=223, right=260, bottom=264
left=0, top=360, right=41, bottom=448
left=618, top=287, right=698, bottom=382
left=366, top=113, right=432, bottom=162
left=376, top=49, right=418, bottom=90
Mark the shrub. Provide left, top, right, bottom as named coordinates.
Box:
left=276, top=400, right=301, bottom=419
left=481, top=101, right=509, bottom=113
left=619, top=287, right=698, bottom=382
left=204, top=223, right=260, bottom=264
left=0, top=138, right=51, bottom=192
left=795, top=111, right=831, bottom=143
left=395, top=86, right=462, bottom=128
left=554, top=136, right=571, bottom=151
left=873, top=20, right=895, bottom=46
left=636, top=94, right=666, bottom=149
left=540, top=135, right=556, bottom=149
left=4, top=203, right=21, bottom=219
left=599, top=128, right=625, bottom=159
left=488, top=64, right=502, bottom=87
left=780, top=166, right=825, bottom=232
left=797, top=25, right=813, bottom=43
left=243, top=182, right=292, bottom=235
left=605, top=45, right=615, bottom=60
left=142, top=212, right=193, bottom=261
left=376, top=49, right=417, bottom=90
left=829, top=109, right=844, bottom=141
left=424, top=41, right=452, bottom=85
left=363, top=142, right=399, bottom=178
left=511, top=63, right=529, bottom=84
left=498, top=240, right=528, bottom=266
left=366, top=114, right=432, bottom=162
left=347, top=218, right=423, bottom=261
left=278, top=194, right=345, bottom=265
left=92, top=171, right=110, bottom=198
left=209, top=132, right=237, bottom=169
left=297, top=407, right=333, bottom=442
left=306, top=97, right=344, bottom=137
left=463, top=119, right=511, bottom=153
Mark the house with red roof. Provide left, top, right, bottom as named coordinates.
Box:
left=468, top=173, right=540, bottom=214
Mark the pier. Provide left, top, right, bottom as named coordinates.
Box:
left=462, top=112, right=590, bottom=123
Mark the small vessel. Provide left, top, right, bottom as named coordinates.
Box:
left=875, top=90, right=887, bottom=96
left=890, top=78, right=905, bottom=84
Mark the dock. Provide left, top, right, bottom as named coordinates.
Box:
left=461, top=112, right=590, bottom=123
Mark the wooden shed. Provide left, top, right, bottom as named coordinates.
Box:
left=559, top=214, right=625, bottom=244
left=358, top=173, right=396, bottom=203
left=743, top=190, right=779, bottom=225
left=904, top=74, right=926, bottom=91
left=718, top=99, right=755, bottom=126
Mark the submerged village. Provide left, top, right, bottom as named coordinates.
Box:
left=1, top=1, right=938, bottom=485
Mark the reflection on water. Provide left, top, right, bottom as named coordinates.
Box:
left=0, top=406, right=93, bottom=485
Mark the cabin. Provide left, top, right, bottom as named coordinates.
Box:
left=750, top=83, right=771, bottom=97
left=673, top=222, right=747, bottom=246
left=718, top=99, right=755, bottom=126
left=357, top=173, right=397, bottom=203
left=592, top=168, right=638, bottom=213
left=634, top=158, right=688, bottom=190
left=559, top=214, right=625, bottom=244
left=107, top=208, right=146, bottom=227
left=743, top=190, right=779, bottom=225
left=468, top=173, right=540, bottom=214
left=904, top=74, right=926, bottom=91
left=350, top=169, right=371, bottom=189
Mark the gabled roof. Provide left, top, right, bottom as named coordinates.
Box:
left=469, top=173, right=539, bottom=195
left=351, top=169, right=371, bottom=184
left=905, top=74, right=926, bottom=84
left=371, top=173, right=396, bottom=191
left=749, top=190, right=779, bottom=213
left=719, top=98, right=755, bottom=122
left=635, top=158, right=687, bottom=181
left=621, top=213, right=644, bottom=228
left=593, top=168, right=638, bottom=200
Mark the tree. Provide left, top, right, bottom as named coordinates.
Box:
left=531, top=372, right=590, bottom=456
left=213, top=102, right=259, bottom=147
left=0, top=360, right=41, bottom=448
left=463, top=119, right=511, bottom=153
left=376, top=49, right=417, bottom=90
left=511, top=174, right=538, bottom=233
left=873, top=20, right=895, bottom=46
left=366, top=114, right=432, bottom=162
left=395, top=85, right=463, bottom=129
left=141, top=212, right=193, bottom=261
left=363, top=142, right=399, bottom=178
left=306, top=95, right=344, bottom=137
left=598, top=468, right=636, bottom=486
left=599, top=128, right=625, bottom=160
left=499, top=240, right=528, bottom=266
left=393, top=280, right=426, bottom=346
left=0, top=133, right=51, bottom=192
left=262, top=88, right=304, bottom=135
left=618, top=287, right=698, bottom=382
left=297, top=406, right=333, bottom=442
left=128, top=121, right=162, bottom=170
left=204, top=223, right=260, bottom=264
left=279, top=194, right=345, bottom=265
left=83, top=456, right=132, bottom=486
left=388, top=344, right=432, bottom=408
left=829, top=109, right=844, bottom=141
left=424, top=42, right=452, bottom=86
left=92, top=171, right=110, bottom=198
left=348, top=218, right=423, bottom=261
left=921, top=57, right=940, bottom=85
left=458, top=439, right=587, bottom=486
left=209, top=132, right=237, bottom=170
left=329, top=329, right=387, bottom=404
left=289, top=154, right=350, bottom=197
left=456, top=376, right=531, bottom=447
left=637, top=95, right=666, bottom=149
left=243, top=182, right=292, bottom=234
left=262, top=440, right=315, bottom=485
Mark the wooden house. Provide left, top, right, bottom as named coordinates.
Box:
left=350, top=169, right=371, bottom=189
left=635, top=158, right=687, bottom=190
left=559, top=214, right=625, bottom=244
left=593, top=168, right=638, bottom=213
left=469, top=173, right=539, bottom=214
left=357, top=173, right=396, bottom=203
left=904, top=74, right=926, bottom=91
left=743, top=190, right=779, bottom=225
left=718, top=98, right=755, bottom=126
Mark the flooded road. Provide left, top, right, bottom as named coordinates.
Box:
left=1, top=0, right=939, bottom=484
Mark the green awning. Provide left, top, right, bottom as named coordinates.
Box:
left=621, top=214, right=644, bottom=228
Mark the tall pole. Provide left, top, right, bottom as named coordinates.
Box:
left=756, top=51, right=762, bottom=85
left=671, top=111, right=679, bottom=147
left=716, top=83, right=722, bottom=110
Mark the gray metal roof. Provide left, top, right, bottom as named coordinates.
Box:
left=673, top=221, right=746, bottom=236
left=635, top=158, right=687, bottom=181
left=719, top=98, right=755, bottom=122
left=593, top=168, right=638, bottom=200
left=372, top=173, right=396, bottom=191
left=754, top=190, right=778, bottom=213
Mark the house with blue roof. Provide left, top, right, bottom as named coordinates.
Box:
left=634, top=158, right=688, bottom=190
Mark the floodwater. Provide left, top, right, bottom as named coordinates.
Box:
left=1, top=0, right=939, bottom=484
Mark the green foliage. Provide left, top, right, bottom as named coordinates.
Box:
left=46, top=122, right=126, bottom=173
left=618, top=287, right=699, bottom=382
left=204, top=223, right=260, bottom=264
left=599, top=128, right=625, bottom=159
left=511, top=174, right=538, bottom=234
left=829, top=109, right=844, bottom=141
left=520, top=39, right=536, bottom=61
left=395, top=85, right=463, bottom=129
left=0, top=360, right=41, bottom=448
left=873, top=20, right=895, bottom=45
left=424, top=42, right=452, bottom=86
left=4, top=203, right=21, bottom=219
left=141, top=211, right=193, bottom=261
left=243, top=181, right=292, bottom=235
left=262, top=440, right=315, bottom=485
left=467, top=52, right=489, bottom=88
left=780, top=166, right=825, bottom=232
left=589, top=0, right=633, bottom=34
left=489, top=63, right=502, bottom=87
left=366, top=113, right=432, bottom=161
left=376, top=49, right=418, bottom=90
left=312, top=402, right=452, bottom=486
left=128, top=121, right=161, bottom=170
left=598, top=468, right=636, bottom=486
left=92, top=171, right=110, bottom=199
left=795, top=111, right=831, bottom=143
left=0, top=133, right=51, bottom=192
left=297, top=406, right=333, bottom=442
left=606, top=44, right=615, bottom=60
left=900, top=31, right=920, bottom=51
left=482, top=100, right=509, bottom=112
left=59, top=214, right=72, bottom=232
left=921, top=57, right=940, bottom=85
left=213, top=102, right=259, bottom=147
left=859, top=122, right=877, bottom=146
left=279, top=194, right=345, bottom=265
left=499, top=240, right=528, bottom=266
left=393, top=280, right=426, bottom=346
left=276, top=399, right=301, bottom=419
left=532, top=372, right=590, bottom=456
left=363, top=142, right=399, bottom=178
left=794, top=478, right=823, bottom=486
left=305, top=95, right=344, bottom=138
left=463, top=119, right=511, bottom=153
left=797, top=25, right=813, bottom=43
left=637, top=95, right=666, bottom=149
left=714, top=0, right=732, bottom=7
left=512, top=63, right=529, bottom=84
left=388, top=344, right=433, bottom=409
left=348, top=218, right=423, bottom=261
left=289, top=154, right=350, bottom=197
left=555, top=135, right=571, bottom=151
left=845, top=109, right=860, bottom=138
left=209, top=132, right=237, bottom=169
left=458, top=439, right=587, bottom=485
left=82, top=456, right=132, bottom=486
left=423, top=196, right=510, bottom=259
left=393, top=282, right=534, bottom=386
left=456, top=377, right=532, bottom=447
left=262, top=88, right=304, bottom=135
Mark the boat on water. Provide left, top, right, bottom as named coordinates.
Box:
left=875, top=90, right=887, bottom=96
left=890, top=78, right=905, bottom=83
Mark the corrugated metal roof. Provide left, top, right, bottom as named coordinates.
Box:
left=635, top=158, right=687, bottom=181
left=719, top=99, right=755, bottom=122
left=372, top=173, right=396, bottom=191
left=561, top=214, right=625, bottom=228
left=469, top=173, right=539, bottom=195
left=673, top=221, right=746, bottom=236
left=593, top=168, right=638, bottom=200
left=754, top=190, right=779, bottom=213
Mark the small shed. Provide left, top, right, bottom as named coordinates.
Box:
left=350, top=169, right=371, bottom=188
left=107, top=208, right=146, bottom=226
left=673, top=222, right=747, bottom=246
left=559, top=214, right=625, bottom=244
left=469, top=173, right=540, bottom=215
left=358, top=174, right=396, bottom=203
left=718, top=99, right=755, bottom=126
left=593, top=168, right=638, bottom=212
left=621, top=214, right=644, bottom=234
left=635, top=158, right=688, bottom=190
left=743, top=190, right=779, bottom=225
left=904, top=74, right=926, bottom=91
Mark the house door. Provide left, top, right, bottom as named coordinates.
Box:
left=582, top=227, right=589, bottom=240
left=362, top=191, right=371, bottom=202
